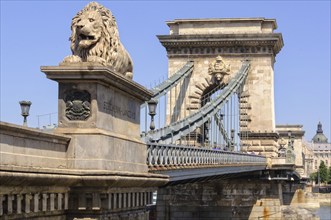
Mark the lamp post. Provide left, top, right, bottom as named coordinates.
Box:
left=288, top=130, right=294, bottom=150
left=19, top=100, right=32, bottom=127
left=230, top=129, right=235, bottom=151
left=147, top=99, right=158, bottom=131
left=285, top=130, right=296, bottom=164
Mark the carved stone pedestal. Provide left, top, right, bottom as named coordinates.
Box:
left=42, top=65, right=152, bottom=173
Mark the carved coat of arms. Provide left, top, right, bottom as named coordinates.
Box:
left=65, top=90, right=91, bottom=120
left=208, top=56, right=231, bottom=85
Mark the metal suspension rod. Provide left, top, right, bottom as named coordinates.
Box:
left=143, top=61, right=250, bottom=144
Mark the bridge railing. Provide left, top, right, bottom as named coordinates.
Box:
left=147, top=144, right=267, bottom=169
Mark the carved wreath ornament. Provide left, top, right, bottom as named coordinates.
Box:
left=65, top=90, right=91, bottom=120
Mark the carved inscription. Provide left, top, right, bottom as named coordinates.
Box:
left=65, top=90, right=91, bottom=120
left=103, top=100, right=136, bottom=120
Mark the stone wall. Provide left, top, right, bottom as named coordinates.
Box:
left=156, top=178, right=283, bottom=220
left=0, top=122, right=166, bottom=219
left=0, top=122, right=70, bottom=170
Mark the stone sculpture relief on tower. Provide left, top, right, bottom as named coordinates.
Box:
left=60, top=1, right=133, bottom=79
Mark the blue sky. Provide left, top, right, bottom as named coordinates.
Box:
left=1, top=1, right=330, bottom=141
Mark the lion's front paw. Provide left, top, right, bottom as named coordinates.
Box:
left=60, top=55, right=82, bottom=65
left=87, top=56, right=107, bottom=66
left=125, top=72, right=133, bottom=80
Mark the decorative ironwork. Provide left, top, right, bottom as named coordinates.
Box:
left=147, top=144, right=266, bottom=169
left=65, top=90, right=91, bottom=120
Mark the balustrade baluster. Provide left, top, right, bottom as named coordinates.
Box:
left=153, top=146, right=158, bottom=166
left=173, top=148, right=178, bottom=166
left=188, top=149, right=191, bottom=165
left=167, top=147, right=171, bottom=166
left=25, top=194, right=32, bottom=213
left=42, top=194, right=48, bottom=211
left=156, top=146, right=162, bottom=167
left=162, top=147, right=167, bottom=166
left=184, top=149, right=188, bottom=166
left=17, top=194, right=23, bottom=214
left=192, top=149, right=195, bottom=165
left=57, top=193, right=63, bottom=211
left=33, top=193, right=39, bottom=213
left=170, top=147, right=175, bottom=166
left=148, top=146, right=152, bottom=165
left=207, top=150, right=211, bottom=164
left=50, top=194, right=55, bottom=211
left=7, top=195, right=14, bottom=214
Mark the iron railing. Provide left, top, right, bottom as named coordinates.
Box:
left=147, top=144, right=266, bottom=169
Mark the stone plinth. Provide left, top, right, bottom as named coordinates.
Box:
left=41, top=65, right=153, bottom=173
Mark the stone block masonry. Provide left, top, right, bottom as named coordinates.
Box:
left=158, top=18, right=284, bottom=157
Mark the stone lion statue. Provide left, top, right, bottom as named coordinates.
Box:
left=61, top=2, right=133, bottom=79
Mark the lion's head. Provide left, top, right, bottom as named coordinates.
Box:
left=73, top=10, right=104, bottom=49
left=62, top=2, right=133, bottom=79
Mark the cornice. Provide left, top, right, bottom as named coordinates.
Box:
left=41, top=65, right=153, bottom=102
left=158, top=33, right=283, bottom=56
left=278, top=130, right=305, bottom=138
left=239, top=131, right=279, bottom=140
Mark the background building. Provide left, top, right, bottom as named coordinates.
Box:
left=306, top=122, right=331, bottom=172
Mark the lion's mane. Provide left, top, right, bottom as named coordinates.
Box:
left=63, top=2, right=133, bottom=78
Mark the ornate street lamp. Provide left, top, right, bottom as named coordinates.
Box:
left=147, top=99, right=158, bottom=131
left=19, top=101, right=32, bottom=127
left=288, top=130, right=294, bottom=150
left=285, top=130, right=296, bottom=164
left=230, top=128, right=235, bottom=151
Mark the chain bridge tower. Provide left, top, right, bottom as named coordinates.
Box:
left=158, top=18, right=283, bottom=157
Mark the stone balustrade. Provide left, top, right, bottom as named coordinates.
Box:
left=0, top=192, right=68, bottom=217
left=147, top=144, right=266, bottom=169
left=70, top=191, right=154, bottom=212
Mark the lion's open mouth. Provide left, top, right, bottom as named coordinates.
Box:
left=79, top=34, right=95, bottom=41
